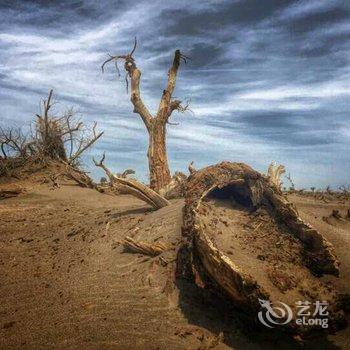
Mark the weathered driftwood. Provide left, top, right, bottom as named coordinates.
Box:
left=93, top=154, right=170, bottom=210
left=181, top=162, right=341, bottom=320
left=267, top=162, right=285, bottom=190
left=123, top=236, right=166, bottom=256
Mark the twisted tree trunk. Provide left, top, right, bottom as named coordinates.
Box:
left=102, top=41, right=188, bottom=192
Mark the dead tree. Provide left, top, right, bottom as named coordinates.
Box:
left=102, top=38, right=189, bottom=192
left=0, top=127, right=30, bottom=159
left=36, top=90, right=67, bottom=160
left=36, top=90, right=103, bottom=164
left=0, top=91, right=103, bottom=180
left=286, top=172, right=295, bottom=192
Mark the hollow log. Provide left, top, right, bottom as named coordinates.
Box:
left=181, top=162, right=344, bottom=334
left=183, top=162, right=339, bottom=277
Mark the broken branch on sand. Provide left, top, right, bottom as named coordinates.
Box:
left=123, top=236, right=166, bottom=256
left=93, top=153, right=170, bottom=210
left=64, top=156, right=169, bottom=210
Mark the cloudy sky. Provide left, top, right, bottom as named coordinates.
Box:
left=0, top=0, right=349, bottom=188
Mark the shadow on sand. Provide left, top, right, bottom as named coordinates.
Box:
left=175, top=247, right=339, bottom=350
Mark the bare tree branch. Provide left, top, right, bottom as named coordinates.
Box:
left=0, top=127, right=29, bottom=158
left=93, top=154, right=169, bottom=209
left=101, top=38, right=153, bottom=130
left=117, top=169, right=135, bottom=178
left=69, top=122, right=103, bottom=164
left=123, top=236, right=166, bottom=256
left=126, top=61, right=153, bottom=131
left=157, top=50, right=183, bottom=122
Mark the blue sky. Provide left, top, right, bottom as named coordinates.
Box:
left=0, top=0, right=349, bottom=188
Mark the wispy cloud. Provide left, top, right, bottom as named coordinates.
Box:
left=0, top=0, right=349, bottom=188
left=277, top=0, right=341, bottom=21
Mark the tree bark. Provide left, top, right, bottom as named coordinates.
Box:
left=148, top=121, right=171, bottom=191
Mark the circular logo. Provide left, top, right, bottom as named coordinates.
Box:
left=258, top=299, right=293, bottom=328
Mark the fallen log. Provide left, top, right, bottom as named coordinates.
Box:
left=64, top=163, right=100, bottom=190
left=63, top=157, right=169, bottom=210
left=181, top=161, right=346, bottom=335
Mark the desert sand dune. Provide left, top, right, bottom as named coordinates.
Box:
left=1, top=178, right=349, bottom=349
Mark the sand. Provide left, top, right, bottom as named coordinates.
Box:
left=1, top=178, right=350, bottom=349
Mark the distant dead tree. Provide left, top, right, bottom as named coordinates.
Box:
left=188, top=161, right=196, bottom=175
left=286, top=172, right=295, bottom=191
left=35, top=90, right=103, bottom=165
left=0, top=90, right=103, bottom=178
left=0, top=125, right=37, bottom=159
left=102, top=38, right=190, bottom=192
left=339, top=184, right=350, bottom=194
